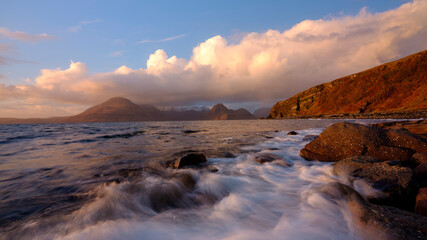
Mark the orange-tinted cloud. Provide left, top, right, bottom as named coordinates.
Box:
left=0, top=27, right=56, bottom=43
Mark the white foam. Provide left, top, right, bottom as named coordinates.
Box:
left=39, top=128, right=370, bottom=239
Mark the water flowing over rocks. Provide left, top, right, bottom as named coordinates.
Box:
left=300, top=120, right=427, bottom=238
left=318, top=182, right=427, bottom=240
left=334, top=156, right=416, bottom=210
left=348, top=200, right=427, bottom=240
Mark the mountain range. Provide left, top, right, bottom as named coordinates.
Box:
left=0, top=98, right=257, bottom=124
left=268, top=50, right=427, bottom=119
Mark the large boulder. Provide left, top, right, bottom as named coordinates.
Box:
left=349, top=200, right=427, bottom=240
left=334, top=156, right=416, bottom=210
left=319, top=182, right=427, bottom=240
left=371, top=120, right=427, bottom=136
left=173, top=153, right=207, bottom=168
left=300, top=122, right=426, bottom=162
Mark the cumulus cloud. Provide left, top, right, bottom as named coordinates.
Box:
left=0, top=27, right=56, bottom=43
left=2, top=0, right=427, bottom=117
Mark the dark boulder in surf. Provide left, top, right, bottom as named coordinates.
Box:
left=174, top=153, right=207, bottom=168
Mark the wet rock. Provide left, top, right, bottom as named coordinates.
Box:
left=177, top=173, right=197, bottom=190
left=117, top=168, right=143, bottom=181
left=317, top=182, right=365, bottom=202
left=415, top=188, right=427, bottom=216
left=174, top=153, right=207, bottom=168
left=302, top=134, right=318, bottom=141
left=287, top=131, right=298, bottom=135
left=223, top=152, right=236, bottom=158
left=272, top=160, right=292, bottom=167
left=333, top=156, right=379, bottom=177
left=371, top=120, right=427, bottom=136
left=386, top=129, right=427, bottom=155
left=148, top=173, right=197, bottom=212
left=414, top=163, right=427, bottom=184
left=300, top=122, right=426, bottom=162
left=348, top=200, right=427, bottom=240
left=411, top=152, right=427, bottom=166
left=255, top=153, right=291, bottom=166
left=148, top=184, right=187, bottom=212
left=182, top=130, right=200, bottom=134
left=334, top=156, right=416, bottom=210
left=207, top=166, right=219, bottom=173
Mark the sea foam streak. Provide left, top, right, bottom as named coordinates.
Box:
left=30, top=128, right=365, bottom=240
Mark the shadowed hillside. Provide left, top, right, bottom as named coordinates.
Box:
left=269, top=50, right=427, bottom=119
left=203, top=104, right=256, bottom=120
left=64, top=97, right=164, bottom=122
left=0, top=98, right=256, bottom=124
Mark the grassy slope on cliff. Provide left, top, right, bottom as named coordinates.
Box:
left=269, top=50, right=427, bottom=118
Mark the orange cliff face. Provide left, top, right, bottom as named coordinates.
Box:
left=269, top=50, right=427, bottom=118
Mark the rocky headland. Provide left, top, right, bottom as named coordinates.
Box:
left=300, top=120, right=427, bottom=239
left=269, top=50, right=427, bottom=119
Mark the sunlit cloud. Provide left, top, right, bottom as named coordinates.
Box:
left=67, top=19, right=101, bottom=33
left=137, top=34, right=186, bottom=44
left=0, top=27, right=56, bottom=43
left=1, top=0, right=427, bottom=118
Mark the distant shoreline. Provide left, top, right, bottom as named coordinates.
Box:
left=266, top=111, right=427, bottom=120
left=1, top=112, right=425, bottom=125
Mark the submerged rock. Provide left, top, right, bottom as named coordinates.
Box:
left=254, top=153, right=291, bottom=167
left=317, top=182, right=427, bottom=240
left=348, top=200, right=427, bottom=240
left=302, top=134, right=318, bottom=141
left=174, top=153, right=207, bottom=168
left=300, top=122, right=426, bottom=162
left=287, top=131, right=298, bottom=135
left=318, top=182, right=365, bottom=202
left=334, top=156, right=416, bottom=210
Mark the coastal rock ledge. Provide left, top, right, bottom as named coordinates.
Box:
left=300, top=121, right=427, bottom=163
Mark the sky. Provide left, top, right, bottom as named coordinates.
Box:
left=1, top=0, right=426, bottom=118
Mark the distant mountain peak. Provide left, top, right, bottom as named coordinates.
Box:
left=210, top=103, right=229, bottom=113
left=101, top=97, right=134, bottom=105
left=204, top=103, right=255, bottom=120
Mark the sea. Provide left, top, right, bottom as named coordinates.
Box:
left=0, top=119, right=392, bottom=240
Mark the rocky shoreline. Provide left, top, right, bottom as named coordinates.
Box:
left=128, top=120, right=426, bottom=239
left=300, top=120, right=427, bottom=239
left=267, top=111, right=427, bottom=119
